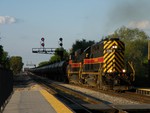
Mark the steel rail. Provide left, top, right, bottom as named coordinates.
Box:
left=30, top=74, right=127, bottom=113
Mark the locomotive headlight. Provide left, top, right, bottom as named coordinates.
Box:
left=122, top=69, right=126, bottom=73
left=112, top=45, right=117, bottom=49
left=109, top=70, right=113, bottom=73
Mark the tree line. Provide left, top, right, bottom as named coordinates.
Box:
left=106, top=27, right=149, bottom=78
left=0, top=45, right=23, bottom=75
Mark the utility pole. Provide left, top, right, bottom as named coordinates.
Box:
left=148, top=40, right=150, bottom=81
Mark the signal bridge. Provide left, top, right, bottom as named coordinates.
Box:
left=32, top=38, right=63, bottom=55
left=32, top=48, right=56, bottom=54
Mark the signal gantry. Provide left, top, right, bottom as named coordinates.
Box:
left=32, top=37, right=64, bottom=59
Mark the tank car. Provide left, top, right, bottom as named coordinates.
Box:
left=29, top=61, right=68, bottom=82
left=68, top=38, right=135, bottom=90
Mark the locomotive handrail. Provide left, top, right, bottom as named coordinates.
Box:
left=98, top=63, right=103, bottom=89
left=128, top=61, right=135, bottom=81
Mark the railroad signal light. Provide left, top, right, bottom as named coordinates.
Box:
left=41, top=43, right=45, bottom=47
left=59, top=38, right=63, bottom=47
left=41, top=37, right=45, bottom=41
left=41, top=37, right=45, bottom=48
left=59, top=43, right=63, bottom=47
left=59, top=38, right=63, bottom=41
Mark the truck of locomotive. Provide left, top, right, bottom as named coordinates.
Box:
left=67, top=38, right=135, bottom=90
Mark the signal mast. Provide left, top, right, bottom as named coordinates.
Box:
left=32, top=37, right=63, bottom=59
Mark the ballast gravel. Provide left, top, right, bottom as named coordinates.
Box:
left=59, top=83, right=141, bottom=105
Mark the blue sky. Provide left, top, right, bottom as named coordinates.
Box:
left=0, top=0, right=150, bottom=67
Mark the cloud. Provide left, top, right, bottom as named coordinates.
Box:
left=128, top=20, right=150, bottom=29
left=0, top=16, right=17, bottom=24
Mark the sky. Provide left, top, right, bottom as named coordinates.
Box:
left=0, top=0, right=150, bottom=68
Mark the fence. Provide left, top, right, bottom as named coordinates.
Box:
left=0, top=67, right=13, bottom=112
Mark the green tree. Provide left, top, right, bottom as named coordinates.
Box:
left=71, top=39, right=95, bottom=53
left=38, top=61, right=50, bottom=67
left=38, top=48, right=69, bottom=67
left=10, top=56, right=24, bottom=75
left=0, top=45, right=10, bottom=69
left=2, top=51, right=10, bottom=69
left=106, top=26, right=149, bottom=78
left=0, top=45, right=4, bottom=64
left=50, top=55, right=61, bottom=63
left=49, top=48, right=69, bottom=63
left=107, top=26, right=149, bottom=41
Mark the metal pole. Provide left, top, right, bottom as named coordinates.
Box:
left=148, top=40, right=150, bottom=81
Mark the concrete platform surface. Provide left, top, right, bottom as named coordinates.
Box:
left=3, top=91, right=56, bottom=113
left=3, top=90, right=73, bottom=113
left=136, top=88, right=150, bottom=96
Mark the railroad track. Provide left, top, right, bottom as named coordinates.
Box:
left=122, top=91, right=150, bottom=104
left=30, top=74, right=150, bottom=113
left=31, top=76, right=97, bottom=113
left=85, top=86, right=150, bottom=104
left=69, top=83, right=150, bottom=104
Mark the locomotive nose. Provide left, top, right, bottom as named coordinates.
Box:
left=103, top=39, right=125, bottom=74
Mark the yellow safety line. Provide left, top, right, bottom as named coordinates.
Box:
left=40, top=90, right=73, bottom=113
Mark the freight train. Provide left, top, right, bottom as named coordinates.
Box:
left=29, top=38, right=135, bottom=91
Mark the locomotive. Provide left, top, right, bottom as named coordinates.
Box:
left=29, top=38, right=135, bottom=91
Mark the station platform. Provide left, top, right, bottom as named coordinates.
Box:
left=136, top=88, right=150, bottom=96
left=3, top=74, right=73, bottom=113
left=3, top=89, right=73, bottom=113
